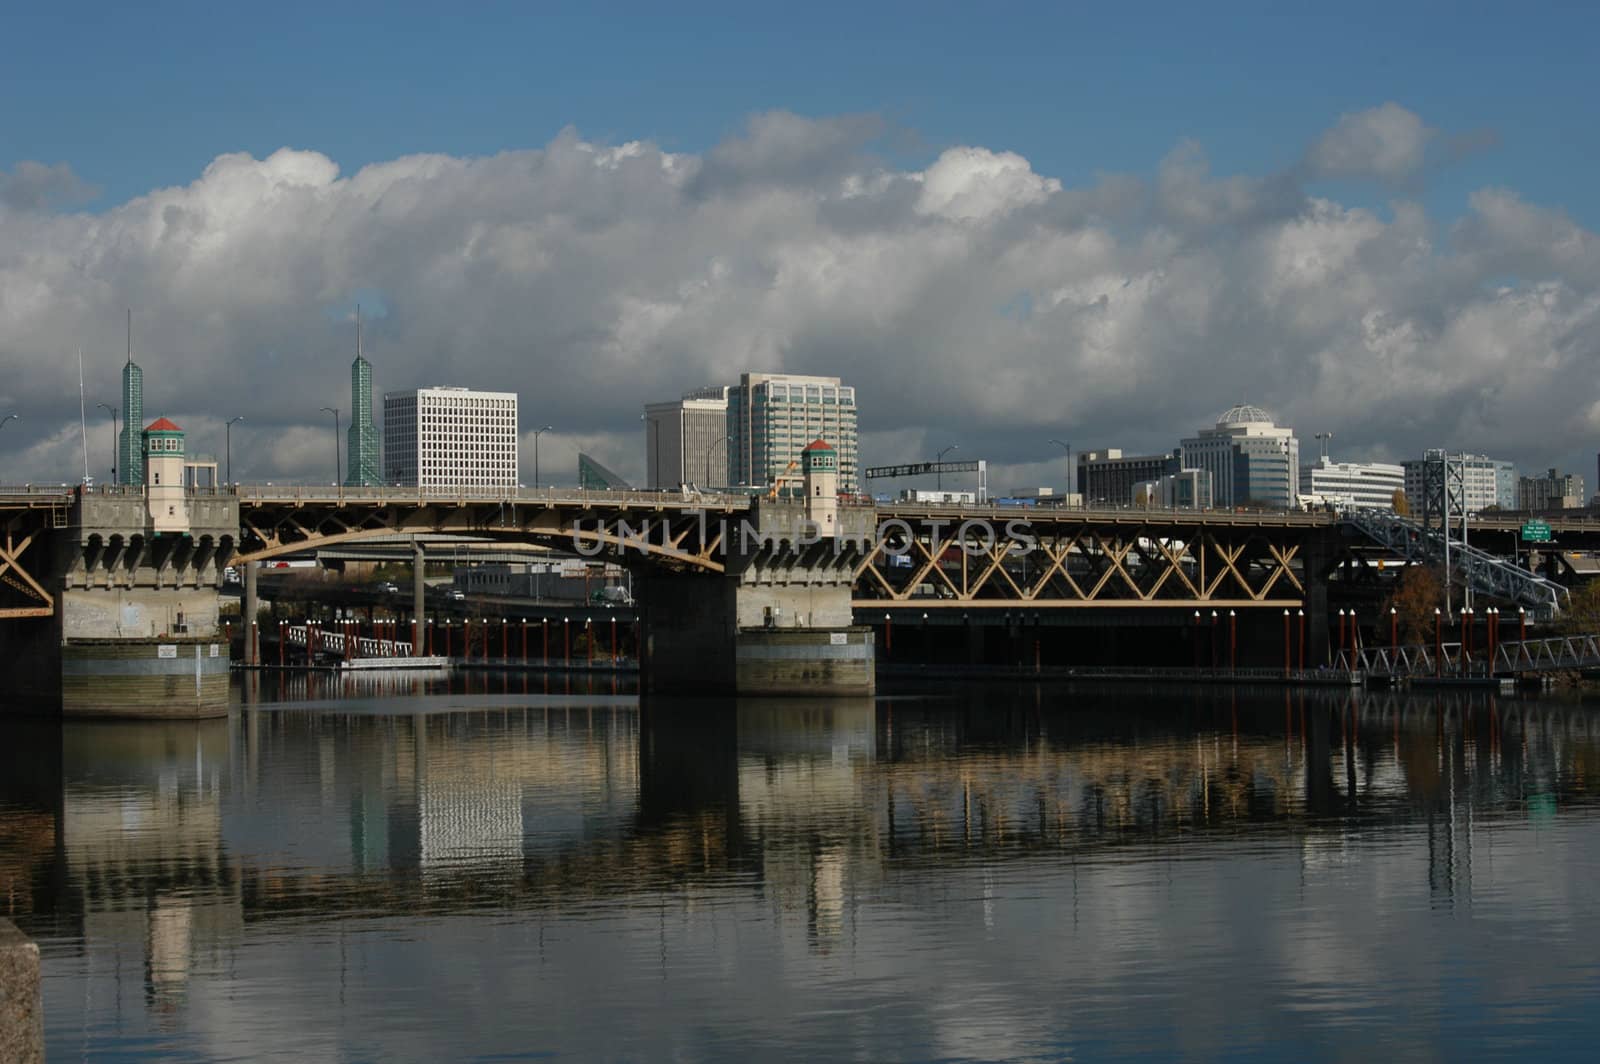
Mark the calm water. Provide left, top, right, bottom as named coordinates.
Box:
left=5, top=674, right=1600, bottom=1061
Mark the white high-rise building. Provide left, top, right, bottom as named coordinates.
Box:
left=1179, top=404, right=1300, bottom=509
left=643, top=386, right=730, bottom=489
left=727, top=372, right=859, bottom=493
left=1299, top=458, right=1406, bottom=510
left=383, top=387, right=519, bottom=492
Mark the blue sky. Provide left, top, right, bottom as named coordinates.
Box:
left=3, top=1, right=1599, bottom=487
left=4, top=1, right=1597, bottom=221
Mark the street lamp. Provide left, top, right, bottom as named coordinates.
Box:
left=640, top=413, right=661, bottom=488
left=936, top=443, right=958, bottom=492
left=706, top=434, right=731, bottom=488
left=96, top=403, right=118, bottom=484
left=320, top=406, right=341, bottom=486
left=1049, top=438, right=1071, bottom=501
left=0, top=414, right=17, bottom=432
left=225, top=416, right=244, bottom=486
left=532, top=425, right=553, bottom=489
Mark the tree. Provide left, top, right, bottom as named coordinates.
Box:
left=1391, top=565, right=1443, bottom=645
left=1391, top=489, right=1410, bottom=516
left=1560, top=579, right=1600, bottom=634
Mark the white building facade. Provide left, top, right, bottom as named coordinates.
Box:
left=1298, top=458, right=1406, bottom=511
left=727, top=373, right=859, bottom=493
left=383, top=387, right=519, bottom=492
left=1179, top=405, right=1299, bottom=509
left=643, top=386, right=730, bottom=489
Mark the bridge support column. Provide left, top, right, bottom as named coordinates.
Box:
left=412, top=540, right=426, bottom=657
left=637, top=501, right=876, bottom=697
left=243, top=560, right=258, bottom=666
left=1305, top=531, right=1333, bottom=667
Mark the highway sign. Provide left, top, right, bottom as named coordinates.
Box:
left=1521, top=520, right=1553, bottom=542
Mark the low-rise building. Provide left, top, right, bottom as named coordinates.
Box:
left=1518, top=468, right=1586, bottom=511
left=1077, top=449, right=1180, bottom=507
left=1298, top=458, right=1406, bottom=511
left=1133, top=469, right=1213, bottom=509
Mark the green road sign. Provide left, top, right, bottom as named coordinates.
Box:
left=1521, top=520, right=1552, bottom=542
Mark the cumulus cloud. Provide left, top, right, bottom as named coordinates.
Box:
left=0, top=160, right=99, bottom=210
left=1305, top=102, right=1434, bottom=182
left=1, top=107, right=1597, bottom=491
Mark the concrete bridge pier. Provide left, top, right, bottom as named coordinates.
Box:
left=638, top=490, right=876, bottom=697
left=0, top=489, right=236, bottom=718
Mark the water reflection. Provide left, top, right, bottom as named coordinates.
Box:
left=3, top=684, right=1600, bottom=1060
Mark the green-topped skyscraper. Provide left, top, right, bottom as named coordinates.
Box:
left=346, top=307, right=382, bottom=487
left=117, top=309, right=144, bottom=486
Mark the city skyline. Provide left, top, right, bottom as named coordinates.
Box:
left=3, top=11, right=1599, bottom=492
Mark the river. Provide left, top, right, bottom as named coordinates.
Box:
left=3, top=674, right=1600, bottom=1061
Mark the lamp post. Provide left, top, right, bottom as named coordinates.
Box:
left=225, top=416, right=244, bottom=486
left=936, top=444, right=958, bottom=492
left=320, top=406, right=341, bottom=487
left=705, top=434, right=731, bottom=488
left=96, top=404, right=118, bottom=484
left=1049, top=438, right=1071, bottom=501
left=531, top=425, right=553, bottom=489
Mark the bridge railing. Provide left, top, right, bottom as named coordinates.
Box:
left=229, top=484, right=755, bottom=508
left=1338, top=634, right=1600, bottom=677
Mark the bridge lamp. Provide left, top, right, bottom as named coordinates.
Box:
left=935, top=444, right=958, bottom=491
left=320, top=406, right=341, bottom=486
left=532, top=426, right=554, bottom=490
left=96, top=403, right=118, bottom=484
left=225, top=416, right=244, bottom=485
left=0, top=413, right=17, bottom=431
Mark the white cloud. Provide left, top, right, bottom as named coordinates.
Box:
left=1, top=108, right=1596, bottom=488
left=1306, top=102, right=1434, bottom=182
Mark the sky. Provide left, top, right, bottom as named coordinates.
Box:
left=2, top=1, right=1599, bottom=494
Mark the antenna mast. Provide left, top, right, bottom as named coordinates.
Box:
left=78, top=348, right=91, bottom=485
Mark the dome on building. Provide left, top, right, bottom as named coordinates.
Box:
left=1217, top=403, right=1274, bottom=426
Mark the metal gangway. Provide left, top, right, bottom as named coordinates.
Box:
left=285, top=624, right=413, bottom=658
left=1338, top=634, right=1600, bottom=679
left=1341, top=508, right=1569, bottom=619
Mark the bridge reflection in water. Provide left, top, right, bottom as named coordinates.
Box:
left=5, top=684, right=1600, bottom=1058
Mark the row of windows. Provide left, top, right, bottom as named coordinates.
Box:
left=145, top=437, right=183, bottom=452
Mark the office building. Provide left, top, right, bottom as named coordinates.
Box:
left=1518, top=468, right=1586, bottom=511
left=1401, top=454, right=1517, bottom=513
left=1133, top=469, right=1214, bottom=509
left=1298, top=458, right=1406, bottom=510
left=118, top=321, right=144, bottom=487
left=346, top=314, right=382, bottom=487
left=643, top=386, right=729, bottom=489
left=578, top=453, right=631, bottom=491
left=727, top=373, right=858, bottom=493
left=382, top=387, right=518, bottom=491
left=1076, top=449, right=1179, bottom=506
left=1179, top=405, right=1300, bottom=509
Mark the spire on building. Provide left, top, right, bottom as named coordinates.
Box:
left=345, top=305, right=383, bottom=487
left=118, top=308, right=145, bottom=486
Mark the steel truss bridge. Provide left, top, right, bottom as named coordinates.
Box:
left=6, top=486, right=1600, bottom=620
left=1337, top=634, right=1600, bottom=679
left=858, top=504, right=1324, bottom=610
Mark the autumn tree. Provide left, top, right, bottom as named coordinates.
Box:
left=1391, top=489, right=1410, bottom=516
left=1560, top=579, right=1600, bottom=634
left=1390, top=565, right=1443, bottom=645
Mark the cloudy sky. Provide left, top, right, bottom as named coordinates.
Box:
left=2, top=3, right=1598, bottom=493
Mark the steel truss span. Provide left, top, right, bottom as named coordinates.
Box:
left=854, top=508, right=1312, bottom=608
left=234, top=488, right=751, bottom=572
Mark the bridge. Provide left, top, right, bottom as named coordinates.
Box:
left=1338, top=634, right=1600, bottom=680
left=6, top=481, right=1600, bottom=714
